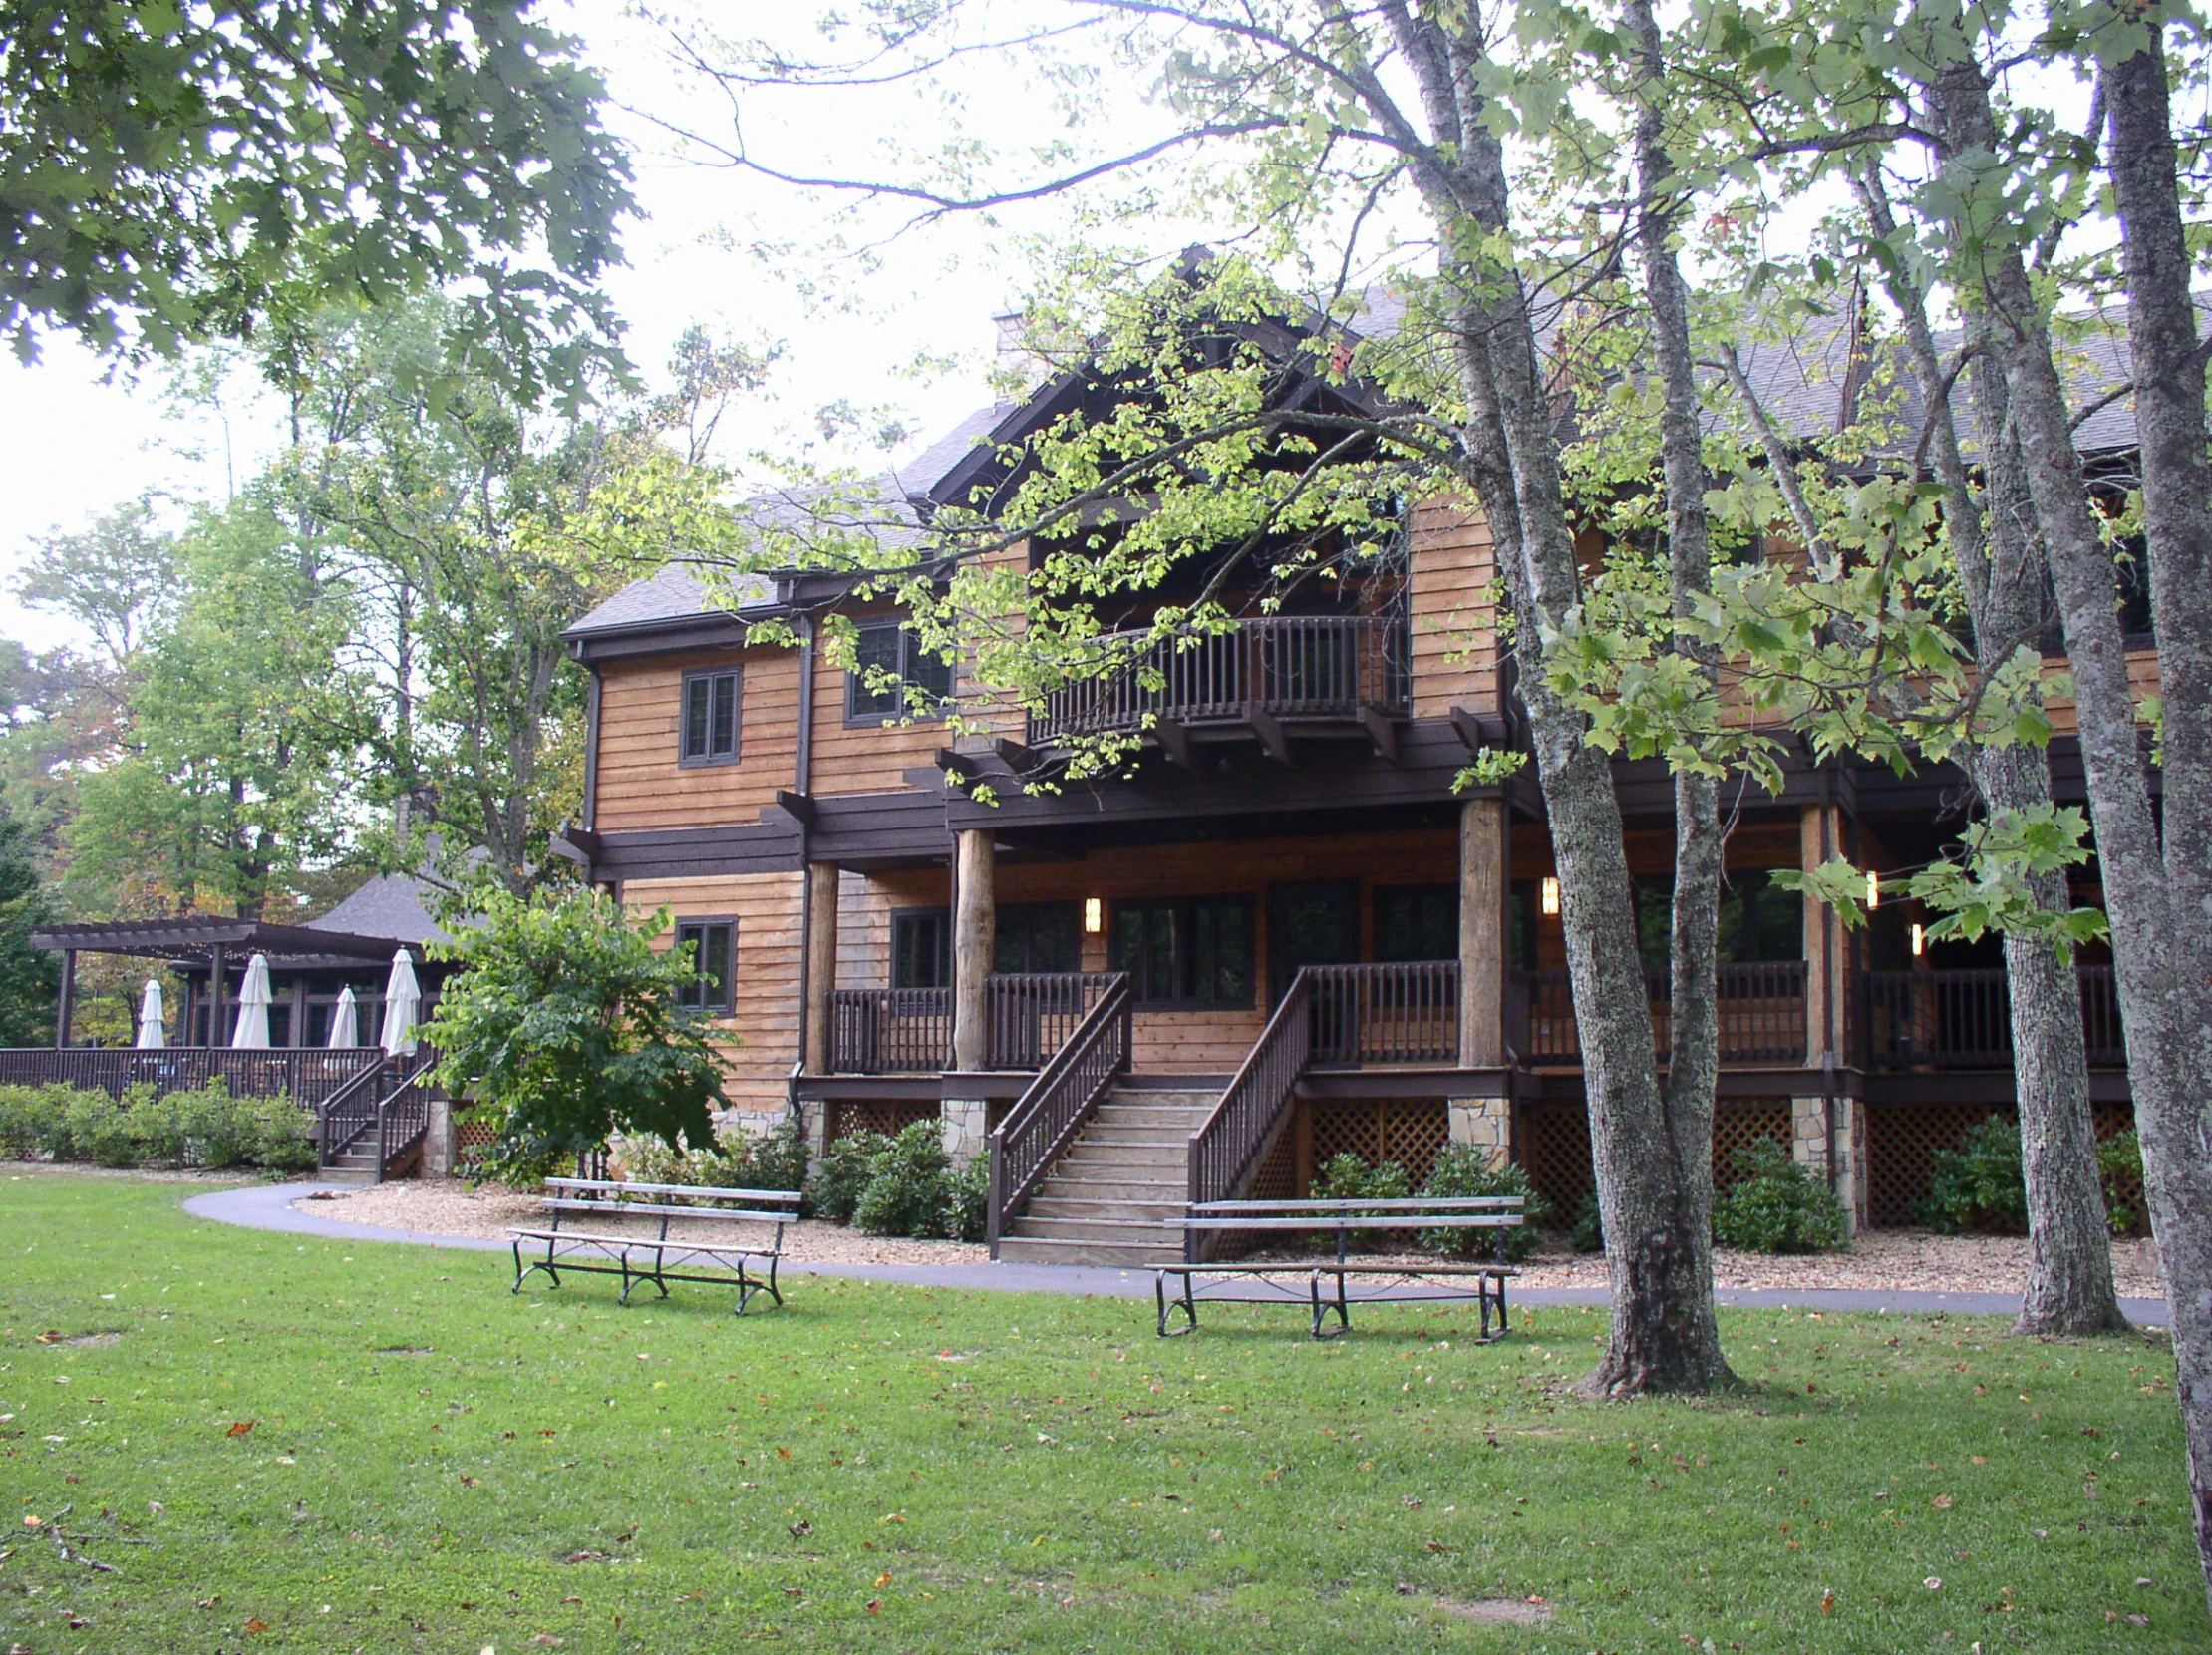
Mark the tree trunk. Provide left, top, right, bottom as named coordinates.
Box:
left=1858, top=167, right=2124, bottom=1335
left=1929, top=42, right=2212, bottom=1605
left=2098, top=26, right=2212, bottom=1599
left=1401, top=14, right=1730, bottom=1393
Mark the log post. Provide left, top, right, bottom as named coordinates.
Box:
left=209, top=946, right=229, bottom=1049
left=803, top=862, right=839, bottom=1075
left=1800, top=802, right=1837, bottom=1068
left=1458, top=797, right=1506, bottom=1068
left=951, top=829, right=996, bottom=1072
left=54, top=948, right=76, bottom=1049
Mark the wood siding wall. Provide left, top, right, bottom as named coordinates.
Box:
left=594, top=647, right=800, bottom=832
left=1407, top=498, right=1500, bottom=720
left=623, top=871, right=803, bottom=1122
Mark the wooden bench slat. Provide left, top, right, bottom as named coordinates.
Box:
left=538, top=1198, right=796, bottom=1224
left=1179, top=1214, right=1519, bottom=1231
left=1189, top=1196, right=1523, bottom=1213
left=545, top=1177, right=798, bottom=1205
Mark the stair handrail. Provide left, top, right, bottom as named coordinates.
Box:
left=986, top=973, right=1132, bottom=1257
left=316, top=1056, right=396, bottom=1171
left=1185, top=971, right=1315, bottom=1261
left=372, top=1051, right=439, bottom=1183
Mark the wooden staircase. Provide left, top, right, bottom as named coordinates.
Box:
left=995, top=1088, right=1214, bottom=1267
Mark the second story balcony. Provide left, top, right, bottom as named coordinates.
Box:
left=1028, top=613, right=1411, bottom=750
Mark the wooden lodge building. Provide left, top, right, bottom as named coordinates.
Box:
left=555, top=304, right=2144, bottom=1266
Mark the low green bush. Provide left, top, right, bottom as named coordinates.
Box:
left=0, top=1085, right=66, bottom=1158
left=943, top=1154, right=989, bottom=1244
left=614, top=1115, right=811, bottom=1208
left=248, top=1095, right=318, bottom=1173
left=811, top=1130, right=890, bottom=1225
left=0, top=1080, right=317, bottom=1173
left=1921, top=1115, right=2029, bottom=1235
left=67, top=1089, right=135, bottom=1167
left=1712, top=1137, right=1849, bottom=1253
left=1416, top=1146, right=1549, bottom=1261
left=1309, top=1152, right=1410, bottom=1205
left=2098, top=1130, right=2146, bottom=1236
left=1570, top=1191, right=1605, bottom=1254
left=854, top=1121, right=955, bottom=1237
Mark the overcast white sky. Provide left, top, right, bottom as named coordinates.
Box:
left=0, top=0, right=1164, bottom=651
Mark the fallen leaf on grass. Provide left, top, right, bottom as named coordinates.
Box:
left=787, top=1520, right=812, bottom=1540
left=560, top=1550, right=607, bottom=1565
left=1932, top=1494, right=1954, bottom=1510
left=865, top=1599, right=881, bottom=1614
left=242, top=1618, right=269, bottom=1634
left=533, top=1636, right=566, bottom=1647
left=225, top=1421, right=255, bottom=1438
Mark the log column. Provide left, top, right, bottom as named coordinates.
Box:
left=951, top=829, right=996, bottom=1072
left=1458, top=797, right=1506, bottom=1068
left=1799, top=802, right=1840, bottom=1068
left=803, top=862, right=840, bottom=1076
left=209, top=946, right=229, bottom=1049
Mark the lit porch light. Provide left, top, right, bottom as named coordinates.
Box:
left=1865, top=868, right=1881, bottom=909
left=1540, top=875, right=1561, bottom=917
left=1084, top=897, right=1104, bottom=934
left=1910, top=922, right=1925, bottom=957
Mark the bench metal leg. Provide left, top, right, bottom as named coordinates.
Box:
left=513, top=1237, right=563, bottom=1293
left=1155, top=1271, right=1198, bottom=1337
left=1310, top=1270, right=1351, bottom=1340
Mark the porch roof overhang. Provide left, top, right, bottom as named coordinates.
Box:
left=29, top=919, right=411, bottom=965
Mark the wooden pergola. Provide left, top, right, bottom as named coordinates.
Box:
left=30, top=919, right=412, bottom=1049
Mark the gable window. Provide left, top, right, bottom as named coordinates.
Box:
left=681, top=669, right=742, bottom=764
left=891, top=908, right=951, bottom=989
left=1374, top=884, right=1459, bottom=963
left=1112, top=895, right=1255, bottom=1007
left=676, top=920, right=736, bottom=1013
left=845, top=622, right=954, bottom=723
left=995, top=902, right=1083, bottom=974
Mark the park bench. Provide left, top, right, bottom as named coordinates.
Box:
left=507, top=1177, right=799, bottom=1314
left=1155, top=1195, right=1523, bottom=1340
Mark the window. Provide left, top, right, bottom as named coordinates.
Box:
left=1632, top=870, right=1803, bottom=972
left=676, top=920, right=736, bottom=1013
left=995, top=902, right=1083, bottom=974
left=1374, top=884, right=1458, bottom=963
left=681, top=669, right=742, bottom=764
left=1112, top=896, right=1255, bottom=1006
left=891, top=908, right=951, bottom=989
left=845, top=622, right=954, bottom=722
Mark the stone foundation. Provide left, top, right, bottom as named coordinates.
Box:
left=941, top=1098, right=989, bottom=1165
left=1790, top=1094, right=1865, bottom=1235
left=1447, top=1097, right=1511, bottom=1169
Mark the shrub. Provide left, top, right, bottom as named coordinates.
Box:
left=1309, top=1153, right=1410, bottom=1205
left=811, top=1131, right=890, bottom=1225
left=853, top=1121, right=954, bottom=1237
left=1570, top=1191, right=1606, bottom=1254
left=1712, top=1137, right=1848, bottom=1253
left=0, top=1084, right=51, bottom=1158
left=2097, top=1130, right=2146, bottom=1236
left=248, top=1097, right=318, bottom=1173
left=125, top=1086, right=189, bottom=1167
left=1417, top=1146, right=1549, bottom=1261
left=66, top=1089, right=134, bottom=1167
left=943, top=1153, right=989, bottom=1243
left=746, top=1116, right=810, bottom=1196
left=1920, top=1116, right=2028, bottom=1235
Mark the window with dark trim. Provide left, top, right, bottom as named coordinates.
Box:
left=1111, top=895, right=1255, bottom=1007
left=845, top=622, right=954, bottom=723
left=680, top=668, right=742, bottom=764
left=891, top=908, right=951, bottom=989
left=1632, top=870, right=1802, bottom=972
left=994, top=902, right=1083, bottom=974
left=1373, top=884, right=1458, bottom=963
left=676, top=920, right=737, bottom=1013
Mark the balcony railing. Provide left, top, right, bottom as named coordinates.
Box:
left=0, top=1046, right=388, bottom=1104
left=828, top=973, right=1122, bottom=1074
left=1510, top=961, right=1810, bottom=1067
left=1859, top=964, right=2126, bottom=1070
left=1029, top=614, right=1410, bottom=745
left=1303, top=961, right=1460, bottom=1066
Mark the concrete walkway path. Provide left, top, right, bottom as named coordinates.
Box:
left=184, top=1180, right=2173, bottom=1326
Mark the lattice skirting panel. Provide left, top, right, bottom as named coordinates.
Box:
left=1516, top=1100, right=1795, bottom=1220
left=1864, top=1101, right=2139, bottom=1228
left=826, top=1099, right=941, bottom=1146
left=1303, top=1100, right=1451, bottom=1189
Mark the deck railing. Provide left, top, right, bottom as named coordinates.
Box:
left=987, top=975, right=1132, bottom=1255
left=1303, top=960, right=1460, bottom=1066
left=1029, top=614, right=1410, bottom=745
left=1859, top=964, right=2127, bottom=1070
left=1509, top=960, right=1810, bottom=1067
left=828, top=988, right=953, bottom=1073
left=985, top=973, right=1120, bottom=1070
left=0, top=1046, right=387, bottom=1105
left=1186, top=971, right=1315, bottom=1253
left=373, top=1058, right=438, bottom=1182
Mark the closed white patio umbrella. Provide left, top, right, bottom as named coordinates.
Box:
left=327, top=983, right=360, bottom=1049
left=380, top=949, right=422, bottom=1056
left=135, top=980, right=165, bottom=1050
left=231, top=954, right=274, bottom=1049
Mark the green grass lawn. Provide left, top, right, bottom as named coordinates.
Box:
left=0, top=1173, right=2197, bottom=1654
